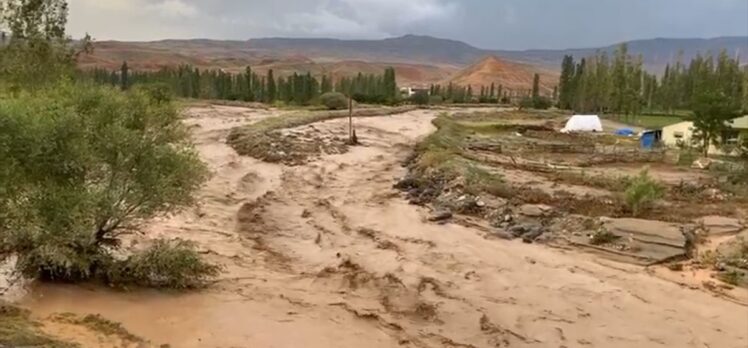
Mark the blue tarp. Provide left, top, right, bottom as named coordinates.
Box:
left=640, top=130, right=662, bottom=149
left=615, top=128, right=635, bottom=136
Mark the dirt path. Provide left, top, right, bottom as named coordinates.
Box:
left=17, top=106, right=748, bottom=348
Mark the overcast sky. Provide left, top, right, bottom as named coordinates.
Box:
left=67, top=0, right=748, bottom=50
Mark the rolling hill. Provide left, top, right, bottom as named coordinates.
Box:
left=78, top=35, right=747, bottom=90
left=445, top=56, right=558, bottom=95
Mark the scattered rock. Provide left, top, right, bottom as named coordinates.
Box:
left=698, top=216, right=745, bottom=236
left=518, top=204, right=553, bottom=218
left=509, top=224, right=544, bottom=239
left=522, top=226, right=546, bottom=243
left=691, top=157, right=713, bottom=169
left=428, top=210, right=453, bottom=222
left=509, top=225, right=529, bottom=237
left=491, top=229, right=515, bottom=240
left=301, top=209, right=312, bottom=218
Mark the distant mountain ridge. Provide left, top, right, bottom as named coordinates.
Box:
left=247, top=35, right=748, bottom=72
left=80, top=35, right=748, bottom=88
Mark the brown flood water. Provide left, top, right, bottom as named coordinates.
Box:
left=12, top=106, right=748, bottom=347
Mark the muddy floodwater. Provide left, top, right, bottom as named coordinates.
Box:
left=9, top=105, right=748, bottom=347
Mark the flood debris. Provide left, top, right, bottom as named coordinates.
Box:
left=398, top=110, right=747, bottom=272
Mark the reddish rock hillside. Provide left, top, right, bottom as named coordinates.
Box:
left=446, top=56, right=558, bottom=95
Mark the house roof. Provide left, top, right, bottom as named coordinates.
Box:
left=662, top=121, right=694, bottom=131
left=730, top=115, right=748, bottom=129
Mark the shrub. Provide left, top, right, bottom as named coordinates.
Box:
left=624, top=169, right=665, bottom=216
left=519, top=96, right=552, bottom=110
left=410, top=91, right=430, bottom=105
left=0, top=83, right=214, bottom=287
left=102, top=240, right=221, bottom=289
left=319, top=92, right=348, bottom=110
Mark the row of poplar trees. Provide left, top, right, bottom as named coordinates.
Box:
left=82, top=64, right=399, bottom=105
left=558, top=44, right=748, bottom=116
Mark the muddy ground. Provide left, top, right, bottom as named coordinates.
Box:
left=3, top=105, right=748, bottom=348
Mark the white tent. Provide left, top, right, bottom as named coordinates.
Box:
left=561, top=115, right=603, bottom=133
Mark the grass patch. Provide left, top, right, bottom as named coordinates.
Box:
left=612, top=114, right=685, bottom=129
left=0, top=304, right=75, bottom=348
left=53, top=313, right=144, bottom=344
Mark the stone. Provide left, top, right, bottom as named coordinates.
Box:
left=522, top=226, right=546, bottom=243
left=698, top=216, right=745, bottom=236
left=428, top=210, right=453, bottom=222
left=509, top=225, right=529, bottom=237
left=519, top=204, right=553, bottom=217
left=492, top=230, right=515, bottom=240
left=691, top=157, right=714, bottom=170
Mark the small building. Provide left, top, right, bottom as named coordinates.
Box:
left=399, top=86, right=430, bottom=98
left=661, top=115, right=748, bottom=155
left=661, top=121, right=696, bottom=148
left=727, top=115, right=748, bottom=144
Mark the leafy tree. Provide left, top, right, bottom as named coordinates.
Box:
left=692, top=90, right=741, bottom=156
left=266, top=69, right=276, bottom=103
left=558, top=55, right=575, bottom=109
left=410, top=90, right=430, bottom=105
left=319, top=92, right=348, bottom=110
left=0, top=83, right=211, bottom=284
left=120, top=61, right=129, bottom=91
left=531, top=73, right=540, bottom=99
left=0, top=0, right=87, bottom=91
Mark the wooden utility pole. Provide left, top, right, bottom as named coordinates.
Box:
left=348, top=96, right=358, bottom=145
left=348, top=97, right=353, bottom=141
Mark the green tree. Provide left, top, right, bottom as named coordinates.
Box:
left=692, top=90, right=741, bottom=156
left=531, top=73, right=540, bottom=99
left=558, top=55, right=576, bottom=109
left=266, top=69, right=276, bottom=103
left=120, top=61, right=130, bottom=91
left=0, top=0, right=85, bottom=91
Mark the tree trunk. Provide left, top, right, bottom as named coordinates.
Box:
left=703, top=135, right=710, bottom=158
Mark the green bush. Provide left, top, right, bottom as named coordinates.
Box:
left=0, top=83, right=214, bottom=286
left=319, top=92, right=349, bottom=110
left=410, top=91, right=430, bottom=105
left=520, top=96, right=552, bottom=110
left=102, top=240, right=221, bottom=289
left=624, top=169, right=665, bottom=216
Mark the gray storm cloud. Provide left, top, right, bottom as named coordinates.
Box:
left=67, top=0, right=748, bottom=50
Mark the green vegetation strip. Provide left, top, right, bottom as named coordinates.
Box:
left=0, top=304, right=75, bottom=348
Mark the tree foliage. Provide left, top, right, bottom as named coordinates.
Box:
left=558, top=45, right=746, bottom=117
left=319, top=92, right=348, bottom=110
left=0, top=1, right=216, bottom=287
left=81, top=64, right=400, bottom=106
left=0, top=0, right=87, bottom=91
left=0, top=83, right=209, bottom=282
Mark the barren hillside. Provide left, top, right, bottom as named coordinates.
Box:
left=79, top=40, right=458, bottom=86
left=446, top=56, right=558, bottom=95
